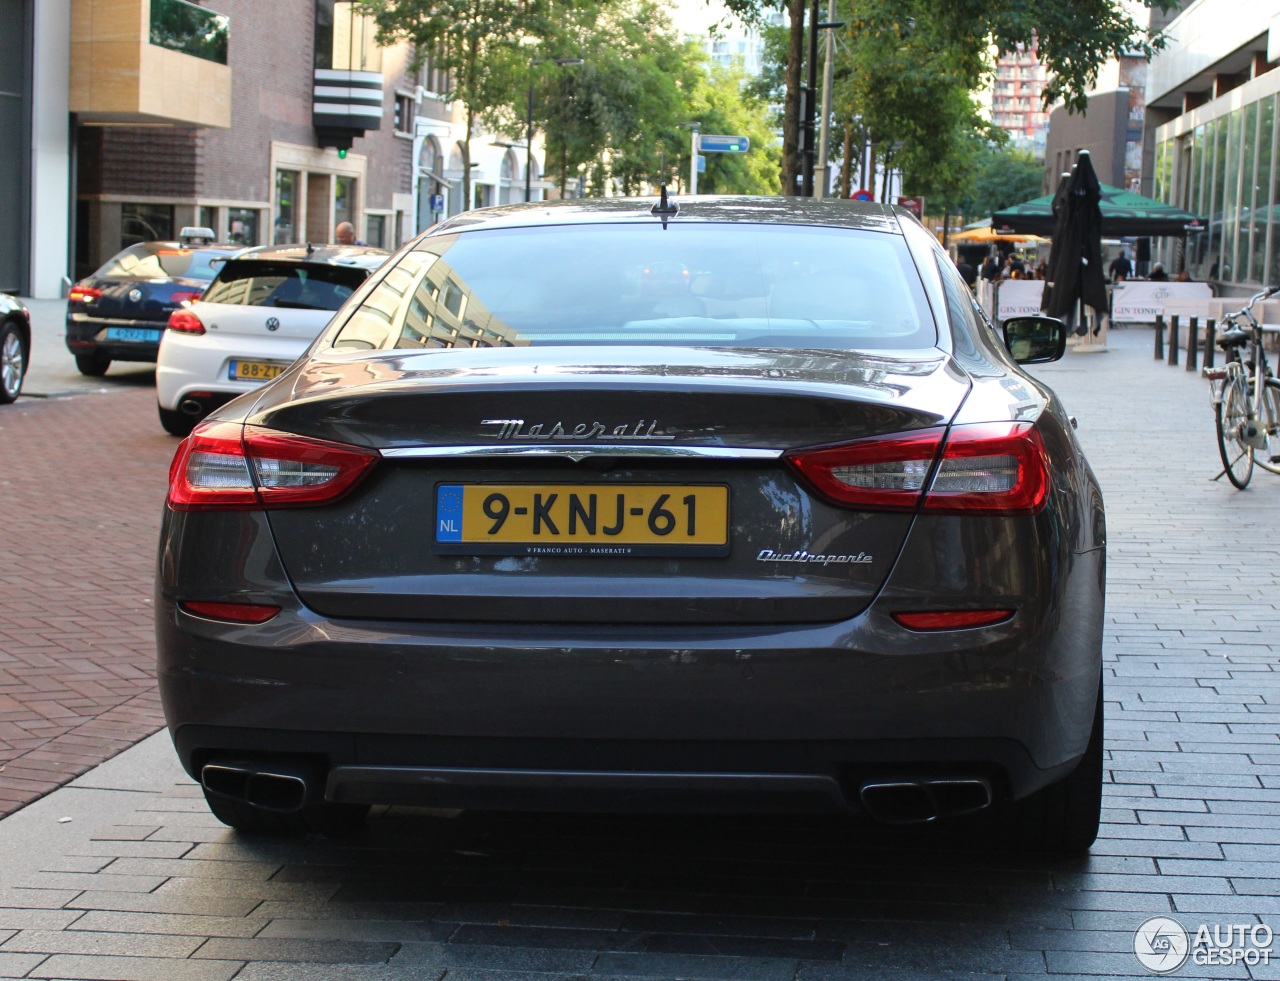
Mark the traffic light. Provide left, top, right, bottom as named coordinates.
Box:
left=338, top=148, right=348, bottom=159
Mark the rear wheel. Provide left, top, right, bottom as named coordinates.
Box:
left=0, top=322, right=24, bottom=403
left=75, top=352, right=111, bottom=377
left=997, top=679, right=1103, bottom=852
left=1216, top=372, right=1254, bottom=488
left=158, top=404, right=196, bottom=437
left=1254, top=377, right=1280, bottom=475
left=202, top=787, right=368, bottom=836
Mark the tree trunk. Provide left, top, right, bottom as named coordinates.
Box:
left=839, top=120, right=854, bottom=199
left=461, top=106, right=475, bottom=211
left=866, top=143, right=876, bottom=199
left=781, top=0, right=806, bottom=196
left=560, top=145, right=568, bottom=196
left=880, top=147, right=893, bottom=202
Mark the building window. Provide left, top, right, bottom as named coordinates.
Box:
left=197, top=206, right=217, bottom=234
left=121, top=203, right=174, bottom=248
left=366, top=214, right=386, bottom=248
left=335, top=175, right=356, bottom=232
left=275, top=170, right=300, bottom=244
left=228, top=207, right=259, bottom=245
left=394, top=93, right=414, bottom=134
left=315, top=0, right=381, bottom=72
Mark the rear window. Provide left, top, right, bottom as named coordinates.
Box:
left=327, top=223, right=936, bottom=352
left=202, top=260, right=370, bottom=312
left=93, top=244, right=234, bottom=281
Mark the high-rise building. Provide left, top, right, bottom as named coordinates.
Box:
left=988, top=42, right=1051, bottom=156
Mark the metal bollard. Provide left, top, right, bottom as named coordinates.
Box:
left=1154, top=315, right=1165, bottom=359
left=1168, top=315, right=1180, bottom=366
left=1186, top=316, right=1199, bottom=371
left=1205, top=320, right=1216, bottom=369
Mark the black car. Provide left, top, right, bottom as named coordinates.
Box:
left=157, top=197, right=1105, bottom=850
left=0, top=293, right=31, bottom=403
left=65, top=235, right=246, bottom=376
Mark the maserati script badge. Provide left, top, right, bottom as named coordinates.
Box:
left=482, top=418, right=675, bottom=441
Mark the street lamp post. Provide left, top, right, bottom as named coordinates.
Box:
left=525, top=57, right=584, bottom=203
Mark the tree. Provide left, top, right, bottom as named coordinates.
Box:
left=725, top=0, right=1176, bottom=193
left=952, top=144, right=1045, bottom=220
left=361, top=0, right=557, bottom=208
left=685, top=61, right=781, bottom=195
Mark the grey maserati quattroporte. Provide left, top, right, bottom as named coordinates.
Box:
left=156, top=197, right=1106, bottom=849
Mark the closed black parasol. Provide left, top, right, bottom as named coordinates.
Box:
left=1042, top=151, right=1108, bottom=322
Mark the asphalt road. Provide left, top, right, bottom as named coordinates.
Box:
left=0, top=326, right=1278, bottom=980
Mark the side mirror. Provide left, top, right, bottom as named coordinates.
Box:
left=1002, top=315, right=1066, bottom=364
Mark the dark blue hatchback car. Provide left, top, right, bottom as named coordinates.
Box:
left=65, top=237, right=245, bottom=376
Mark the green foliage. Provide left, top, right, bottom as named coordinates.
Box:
left=951, top=144, right=1045, bottom=220
left=687, top=62, right=781, bottom=194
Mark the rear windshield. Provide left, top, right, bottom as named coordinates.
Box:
left=327, top=223, right=936, bottom=352
left=93, top=244, right=234, bottom=281
left=202, top=260, right=370, bottom=312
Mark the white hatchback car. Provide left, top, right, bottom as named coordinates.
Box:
left=156, top=244, right=388, bottom=435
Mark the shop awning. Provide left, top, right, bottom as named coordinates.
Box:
left=992, top=184, right=1205, bottom=237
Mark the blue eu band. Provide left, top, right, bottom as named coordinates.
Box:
left=436, top=485, right=464, bottom=542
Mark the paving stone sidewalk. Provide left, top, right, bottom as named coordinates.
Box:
left=0, top=328, right=1278, bottom=980
left=0, top=389, right=173, bottom=817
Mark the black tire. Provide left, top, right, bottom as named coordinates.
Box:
left=0, top=321, right=25, bottom=404
left=158, top=404, right=196, bottom=437
left=1254, top=378, right=1280, bottom=475
left=75, top=352, right=111, bottom=377
left=997, top=678, right=1104, bottom=853
left=202, top=787, right=369, bottom=836
left=1215, top=373, right=1254, bottom=489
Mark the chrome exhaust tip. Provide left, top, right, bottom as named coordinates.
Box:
left=858, top=777, right=993, bottom=824
left=179, top=398, right=203, bottom=416
left=201, top=759, right=316, bottom=814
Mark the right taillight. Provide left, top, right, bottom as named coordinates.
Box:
left=167, top=422, right=380, bottom=511
left=68, top=285, right=102, bottom=304
left=784, top=422, right=1048, bottom=515
left=168, top=309, right=206, bottom=334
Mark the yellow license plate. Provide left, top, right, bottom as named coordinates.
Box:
left=435, top=484, right=729, bottom=557
left=230, top=360, right=286, bottom=381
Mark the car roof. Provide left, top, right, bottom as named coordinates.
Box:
left=427, top=195, right=907, bottom=237
left=133, top=241, right=247, bottom=253
left=229, top=244, right=390, bottom=269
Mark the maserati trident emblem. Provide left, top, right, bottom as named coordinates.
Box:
left=265, top=317, right=280, bottom=331
left=482, top=418, right=676, bottom=441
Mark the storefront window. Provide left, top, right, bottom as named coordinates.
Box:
left=228, top=207, right=259, bottom=246
left=1220, top=108, right=1241, bottom=283
left=121, top=203, right=174, bottom=249
left=366, top=214, right=386, bottom=248
left=335, top=176, right=356, bottom=233
left=1240, top=102, right=1260, bottom=283
left=1256, top=97, right=1277, bottom=285
left=275, top=170, right=299, bottom=244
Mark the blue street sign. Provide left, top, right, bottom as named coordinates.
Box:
left=699, top=135, right=750, bottom=153
left=850, top=189, right=874, bottom=202
left=697, top=154, right=707, bottom=173
left=429, top=193, right=444, bottom=213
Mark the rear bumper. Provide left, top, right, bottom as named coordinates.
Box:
left=65, top=316, right=163, bottom=362
left=158, top=579, right=1102, bottom=810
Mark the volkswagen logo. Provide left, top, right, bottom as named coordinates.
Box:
left=265, top=317, right=280, bottom=332
left=127, top=288, right=143, bottom=303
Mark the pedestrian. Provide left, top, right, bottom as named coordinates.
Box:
left=979, top=255, right=999, bottom=282
left=1175, top=269, right=1192, bottom=282
left=1108, top=249, right=1132, bottom=283
left=1148, top=262, right=1168, bottom=282
left=955, top=256, right=977, bottom=287
left=334, top=221, right=366, bottom=246
left=1035, top=261, right=1048, bottom=281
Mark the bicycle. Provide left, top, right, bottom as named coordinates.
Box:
left=1203, top=286, right=1280, bottom=488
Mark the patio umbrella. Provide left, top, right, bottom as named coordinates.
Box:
left=1041, top=151, right=1108, bottom=322
left=991, top=180, right=1204, bottom=237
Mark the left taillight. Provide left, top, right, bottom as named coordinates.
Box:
left=784, top=422, right=1049, bottom=515
left=167, top=422, right=380, bottom=511
left=168, top=309, right=205, bottom=334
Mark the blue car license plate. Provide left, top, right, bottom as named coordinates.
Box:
left=105, top=327, right=162, bottom=343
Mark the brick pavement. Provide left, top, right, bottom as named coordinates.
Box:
left=0, top=327, right=1278, bottom=980
left=0, top=389, right=173, bottom=817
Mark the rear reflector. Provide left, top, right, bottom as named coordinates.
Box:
left=181, top=601, right=282, bottom=624
left=893, top=610, right=1015, bottom=631
left=784, top=422, right=1048, bottom=514
left=167, top=422, right=380, bottom=510
left=167, top=309, right=205, bottom=334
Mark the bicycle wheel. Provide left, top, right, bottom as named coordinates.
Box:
left=1254, top=377, right=1280, bottom=474
left=1216, top=372, right=1254, bottom=488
